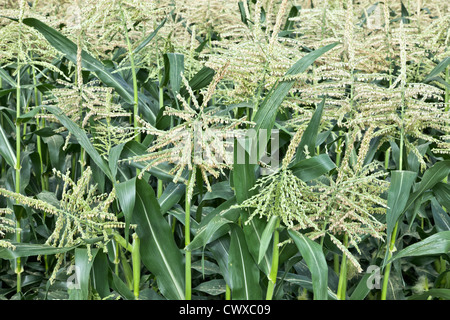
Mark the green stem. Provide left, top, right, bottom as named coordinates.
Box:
left=333, top=254, right=340, bottom=274
left=266, top=217, right=281, bottom=300
left=185, top=170, right=193, bottom=300
left=381, top=222, right=398, bottom=300
left=113, top=232, right=134, bottom=291
left=113, top=232, right=133, bottom=252
left=80, top=148, right=85, bottom=177
left=336, top=233, right=348, bottom=300
left=157, top=179, right=163, bottom=199
left=385, top=147, right=391, bottom=170
left=225, top=284, right=231, bottom=300
left=132, top=233, right=141, bottom=300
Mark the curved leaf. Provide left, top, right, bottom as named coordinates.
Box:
left=424, top=57, right=450, bottom=83
left=115, top=178, right=136, bottom=242
left=0, top=122, right=16, bottom=168
left=69, top=248, right=98, bottom=300
left=288, top=230, right=328, bottom=300
left=405, top=161, right=450, bottom=214
left=0, top=243, right=78, bottom=259
left=258, top=216, right=278, bottom=264
left=186, top=198, right=240, bottom=251
left=228, top=224, right=262, bottom=300
left=385, top=170, right=417, bottom=242
left=290, top=154, right=336, bottom=182
left=293, top=97, right=325, bottom=162
left=131, top=178, right=185, bottom=300
left=389, top=231, right=450, bottom=264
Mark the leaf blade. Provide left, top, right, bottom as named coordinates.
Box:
left=132, top=178, right=185, bottom=300
left=288, top=230, right=328, bottom=300
left=228, top=224, right=262, bottom=300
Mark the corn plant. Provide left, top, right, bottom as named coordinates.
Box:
left=0, top=0, right=449, bottom=301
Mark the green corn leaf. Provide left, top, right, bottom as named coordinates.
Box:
left=91, top=251, right=111, bottom=299
left=115, top=178, right=136, bottom=242
left=132, top=18, right=166, bottom=55
left=349, top=272, right=374, bottom=300
left=17, top=105, right=43, bottom=124
left=431, top=198, right=450, bottom=232
left=0, top=67, right=16, bottom=87
left=209, top=236, right=231, bottom=287
left=290, top=154, right=336, bottom=182
left=424, top=57, right=450, bottom=83
left=131, top=178, right=185, bottom=300
left=385, top=171, right=417, bottom=244
left=0, top=122, right=16, bottom=168
left=179, top=66, right=215, bottom=97
left=293, top=97, right=325, bottom=162
left=201, top=181, right=234, bottom=202
left=400, top=1, right=410, bottom=24
left=232, top=138, right=257, bottom=204
left=121, top=140, right=186, bottom=183
left=228, top=224, right=262, bottom=300
left=288, top=230, right=328, bottom=300
left=109, top=143, right=126, bottom=181
left=388, top=231, right=450, bottom=265
left=281, top=272, right=337, bottom=300
left=193, top=279, right=226, bottom=296
left=69, top=248, right=98, bottom=300
left=186, top=198, right=240, bottom=251
left=238, top=1, right=249, bottom=25
left=0, top=243, right=78, bottom=259
left=405, top=161, right=450, bottom=214
left=162, top=53, right=184, bottom=96
left=408, top=288, right=450, bottom=300
left=283, top=5, right=302, bottom=32
left=158, top=182, right=185, bottom=215
left=258, top=215, right=278, bottom=264
left=433, top=182, right=450, bottom=211
left=109, top=271, right=136, bottom=300
left=241, top=213, right=273, bottom=276
left=42, top=134, right=64, bottom=172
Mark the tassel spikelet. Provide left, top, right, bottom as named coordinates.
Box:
left=124, top=64, right=253, bottom=192
left=235, top=125, right=389, bottom=273
left=0, top=208, right=16, bottom=250
left=0, top=167, right=125, bottom=283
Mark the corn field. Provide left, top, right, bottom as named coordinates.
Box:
left=0, top=0, right=449, bottom=302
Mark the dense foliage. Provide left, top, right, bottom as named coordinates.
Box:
left=0, top=0, right=449, bottom=300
